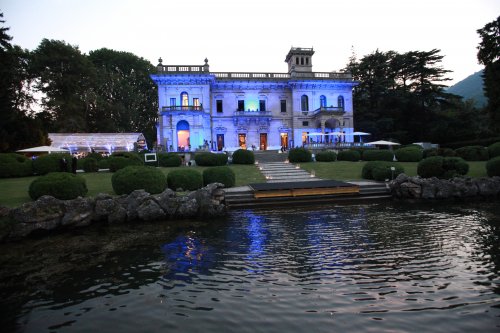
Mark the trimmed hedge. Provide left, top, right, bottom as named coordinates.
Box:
left=33, top=153, right=74, bottom=175
left=486, top=156, right=500, bottom=177
left=111, top=166, right=167, bottom=195
left=315, top=151, right=337, bottom=162
left=0, top=153, right=33, bottom=178
left=98, top=158, right=110, bottom=169
left=108, top=152, right=143, bottom=172
left=288, top=147, right=312, bottom=163
left=167, top=169, right=203, bottom=191
left=158, top=153, right=182, bottom=167
left=195, top=152, right=228, bottom=166
left=362, top=161, right=404, bottom=181
left=362, top=149, right=394, bottom=161
left=337, top=149, right=361, bottom=161
left=203, top=166, right=235, bottom=188
left=487, top=142, right=500, bottom=159
left=454, top=145, right=489, bottom=161
left=423, top=148, right=456, bottom=158
left=232, top=149, right=255, bottom=164
left=395, top=147, right=423, bottom=162
left=417, top=156, right=469, bottom=179
left=29, top=172, right=88, bottom=200
left=82, top=157, right=99, bottom=173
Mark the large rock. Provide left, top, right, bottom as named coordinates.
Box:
left=451, top=177, right=478, bottom=197
left=61, top=197, right=95, bottom=227
left=9, top=196, right=65, bottom=237
left=137, top=198, right=166, bottom=221
left=188, top=183, right=227, bottom=218
left=474, top=178, right=500, bottom=197
left=123, top=190, right=151, bottom=221
left=94, top=194, right=127, bottom=224
left=176, top=197, right=199, bottom=218
left=435, top=179, right=455, bottom=199
left=399, top=182, right=422, bottom=198
left=153, top=189, right=178, bottom=217
left=421, top=178, right=438, bottom=199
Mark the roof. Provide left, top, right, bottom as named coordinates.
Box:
left=48, top=133, right=147, bottom=152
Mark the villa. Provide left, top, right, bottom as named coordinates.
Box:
left=151, top=47, right=357, bottom=152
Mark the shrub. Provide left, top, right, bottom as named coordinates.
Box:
left=82, top=157, right=99, bottom=173
left=0, top=153, right=33, bottom=178
left=487, top=142, right=500, bottom=159
left=232, top=149, right=255, bottom=164
left=455, top=145, right=489, bottom=161
left=167, top=169, right=203, bottom=191
left=33, top=153, right=73, bottom=175
left=362, top=149, right=394, bottom=161
left=417, top=156, right=469, bottom=179
left=362, top=161, right=404, bottom=181
left=337, top=149, right=361, bottom=161
left=288, top=147, right=312, bottom=163
left=423, top=148, right=455, bottom=158
left=423, top=148, right=438, bottom=158
left=486, top=156, right=500, bottom=177
left=395, top=147, right=423, bottom=162
left=111, top=165, right=167, bottom=195
left=315, top=151, right=337, bottom=162
left=86, top=152, right=103, bottom=161
left=203, top=166, right=235, bottom=188
left=98, top=158, right=110, bottom=169
left=108, top=152, right=143, bottom=172
left=29, top=172, right=87, bottom=200
left=195, top=152, right=227, bottom=166
left=158, top=153, right=182, bottom=167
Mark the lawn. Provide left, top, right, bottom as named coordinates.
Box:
left=0, top=164, right=265, bottom=208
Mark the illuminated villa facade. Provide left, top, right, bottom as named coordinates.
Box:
left=151, top=47, right=357, bottom=152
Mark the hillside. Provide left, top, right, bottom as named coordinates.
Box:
left=447, top=70, right=487, bottom=108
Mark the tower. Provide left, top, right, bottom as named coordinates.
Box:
left=285, top=47, right=314, bottom=73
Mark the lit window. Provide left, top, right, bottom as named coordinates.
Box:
left=301, top=95, right=308, bottom=111
left=181, top=92, right=189, bottom=109
left=193, top=98, right=200, bottom=110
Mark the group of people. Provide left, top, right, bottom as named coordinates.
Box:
left=60, top=156, right=78, bottom=174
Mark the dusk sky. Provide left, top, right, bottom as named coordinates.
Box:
left=2, top=0, right=499, bottom=84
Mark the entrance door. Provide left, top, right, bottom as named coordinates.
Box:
left=280, top=133, right=288, bottom=150
left=217, top=134, right=224, bottom=151
left=260, top=133, right=267, bottom=150
left=238, top=134, right=246, bottom=149
left=176, top=120, right=190, bottom=151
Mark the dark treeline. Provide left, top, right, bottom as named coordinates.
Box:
left=0, top=13, right=157, bottom=152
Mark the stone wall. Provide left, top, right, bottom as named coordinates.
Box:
left=0, top=183, right=226, bottom=241
left=390, top=174, right=500, bottom=200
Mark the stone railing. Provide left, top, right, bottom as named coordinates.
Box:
left=162, top=105, right=203, bottom=111
left=233, top=110, right=272, bottom=117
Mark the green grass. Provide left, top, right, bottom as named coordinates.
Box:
left=0, top=164, right=265, bottom=208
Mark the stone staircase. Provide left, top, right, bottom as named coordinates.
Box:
left=253, top=150, right=288, bottom=163
left=257, top=161, right=321, bottom=183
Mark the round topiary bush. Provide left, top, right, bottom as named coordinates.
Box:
left=33, top=153, right=73, bottom=175
left=232, top=149, right=255, bottom=164
left=167, top=169, right=203, bottom=191
left=158, top=153, right=182, bottom=167
left=111, top=166, right=167, bottom=195
left=486, top=156, right=500, bottom=177
left=395, top=147, right=423, bottom=162
left=194, top=152, right=227, bottom=166
left=98, top=158, right=110, bottom=169
left=82, top=157, right=99, bottom=173
left=417, top=156, right=469, bottom=179
left=455, top=145, right=489, bottom=161
left=203, top=166, right=235, bottom=188
left=362, top=161, right=405, bottom=181
left=288, top=147, right=312, bottom=163
left=423, top=148, right=438, bottom=158
left=29, top=172, right=88, bottom=200
left=487, top=142, right=500, bottom=159
left=337, top=149, right=361, bottom=161
left=362, top=149, right=394, bottom=161
left=0, top=153, right=33, bottom=178
left=108, top=152, right=143, bottom=172
left=315, top=151, right=337, bottom=162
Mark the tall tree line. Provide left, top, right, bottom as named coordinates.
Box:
left=0, top=13, right=158, bottom=152
left=346, top=49, right=489, bottom=144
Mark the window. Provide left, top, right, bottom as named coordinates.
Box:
left=181, top=92, right=189, bottom=109
left=306, top=57, right=309, bottom=65
left=302, top=121, right=309, bottom=126
left=320, top=95, right=327, bottom=108
left=280, top=100, right=287, bottom=113
left=296, top=57, right=299, bottom=65
left=216, top=100, right=223, bottom=113
left=193, top=98, right=200, bottom=110
left=301, top=95, right=309, bottom=111
left=170, top=98, right=176, bottom=107
left=237, top=100, right=245, bottom=111
left=301, top=57, right=304, bottom=65
left=259, top=100, right=266, bottom=112
left=338, top=95, right=345, bottom=109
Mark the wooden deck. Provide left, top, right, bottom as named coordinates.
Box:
left=249, top=180, right=360, bottom=199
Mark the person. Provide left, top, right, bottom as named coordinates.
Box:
left=60, top=157, right=68, bottom=172
left=72, top=156, right=78, bottom=174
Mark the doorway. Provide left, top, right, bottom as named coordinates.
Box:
left=280, top=133, right=288, bottom=150
left=260, top=133, right=267, bottom=150
left=217, top=134, right=224, bottom=151
left=176, top=120, right=190, bottom=151
left=238, top=134, right=246, bottom=149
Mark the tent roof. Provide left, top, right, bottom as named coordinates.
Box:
left=365, top=140, right=401, bottom=145
left=48, top=133, right=146, bottom=151
left=17, top=145, right=69, bottom=153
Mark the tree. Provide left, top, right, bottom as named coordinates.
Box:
left=477, top=16, right=500, bottom=132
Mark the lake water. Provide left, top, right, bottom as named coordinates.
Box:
left=1, top=201, right=499, bottom=332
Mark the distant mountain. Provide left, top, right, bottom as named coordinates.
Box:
left=447, top=70, right=487, bottom=108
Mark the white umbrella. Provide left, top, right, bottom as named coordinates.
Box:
left=17, top=146, right=70, bottom=154
left=330, top=132, right=345, bottom=136
left=365, top=140, right=401, bottom=146
left=352, top=131, right=370, bottom=136
left=307, top=133, right=325, bottom=136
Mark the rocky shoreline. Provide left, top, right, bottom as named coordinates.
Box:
left=390, top=174, right=500, bottom=200
left=0, top=183, right=226, bottom=241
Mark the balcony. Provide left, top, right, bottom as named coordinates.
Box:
left=162, top=105, right=203, bottom=112
left=312, top=106, right=345, bottom=116
left=234, top=110, right=272, bottom=117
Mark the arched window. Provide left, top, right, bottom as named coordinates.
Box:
left=181, top=92, right=189, bottom=109
left=296, top=57, right=299, bottom=65
left=306, top=57, right=309, bottom=65
left=338, top=95, right=345, bottom=109
left=320, top=95, right=327, bottom=108
left=301, top=95, right=309, bottom=112
left=301, top=57, right=304, bottom=65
